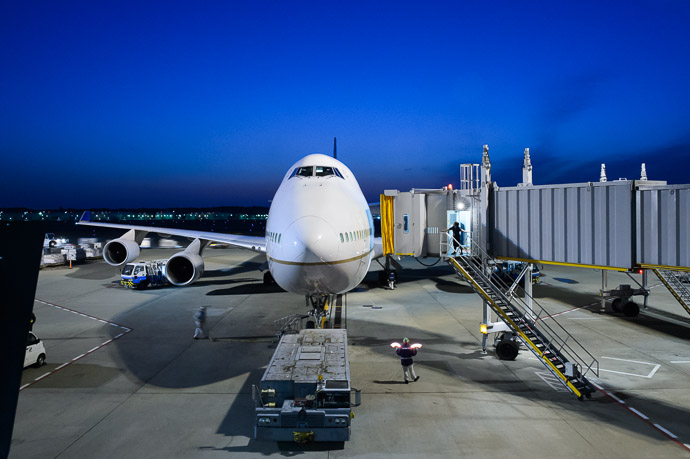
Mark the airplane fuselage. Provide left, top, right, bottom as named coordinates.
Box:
left=265, top=154, right=374, bottom=295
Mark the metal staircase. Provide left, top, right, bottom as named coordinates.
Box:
left=446, top=245, right=599, bottom=399
left=653, top=269, right=690, bottom=316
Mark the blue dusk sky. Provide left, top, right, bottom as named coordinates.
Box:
left=2, top=1, right=690, bottom=208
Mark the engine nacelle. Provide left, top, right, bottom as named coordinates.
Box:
left=165, top=252, right=204, bottom=286
left=103, top=238, right=141, bottom=266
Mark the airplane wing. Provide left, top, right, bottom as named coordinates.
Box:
left=77, top=211, right=266, bottom=253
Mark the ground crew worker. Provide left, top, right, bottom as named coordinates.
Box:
left=193, top=306, right=208, bottom=339
left=396, top=337, right=420, bottom=383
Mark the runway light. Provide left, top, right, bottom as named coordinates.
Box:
left=480, top=323, right=488, bottom=334
left=448, top=184, right=453, bottom=190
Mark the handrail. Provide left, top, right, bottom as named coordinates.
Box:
left=446, top=231, right=599, bottom=384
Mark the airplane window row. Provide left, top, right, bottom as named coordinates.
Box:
left=267, top=231, right=282, bottom=243
left=339, top=228, right=372, bottom=243
left=289, top=166, right=345, bottom=179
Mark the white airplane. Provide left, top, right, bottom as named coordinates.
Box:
left=78, top=153, right=385, bottom=319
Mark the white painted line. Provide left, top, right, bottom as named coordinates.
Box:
left=628, top=407, right=649, bottom=419
left=599, top=368, right=659, bottom=378
left=600, top=356, right=661, bottom=379
left=647, top=364, right=661, bottom=379
left=34, top=372, right=51, bottom=381
left=670, top=360, right=690, bottom=364
left=535, top=372, right=568, bottom=392
left=590, top=381, right=604, bottom=390
left=23, top=299, right=134, bottom=393
left=654, top=424, right=678, bottom=439
left=602, top=356, right=658, bottom=365
left=608, top=393, right=626, bottom=404
left=685, top=443, right=690, bottom=450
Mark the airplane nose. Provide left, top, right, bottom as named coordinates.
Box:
left=283, top=216, right=339, bottom=263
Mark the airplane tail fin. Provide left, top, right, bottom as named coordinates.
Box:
left=79, top=211, right=91, bottom=222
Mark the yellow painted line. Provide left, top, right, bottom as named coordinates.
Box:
left=641, top=264, right=690, bottom=272
left=268, top=249, right=372, bottom=266
left=450, top=259, right=583, bottom=398
left=495, top=256, right=629, bottom=272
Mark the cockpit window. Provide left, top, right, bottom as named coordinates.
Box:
left=294, top=166, right=313, bottom=177
left=315, top=166, right=334, bottom=177
left=334, top=168, right=344, bottom=179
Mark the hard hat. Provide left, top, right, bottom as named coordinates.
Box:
left=402, top=337, right=409, bottom=344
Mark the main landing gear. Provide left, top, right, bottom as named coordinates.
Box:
left=376, top=255, right=401, bottom=289
left=378, top=270, right=398, bottom=289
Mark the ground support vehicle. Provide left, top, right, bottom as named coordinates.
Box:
left=252, top=329, right=360, bottom=442
left=24, top=332, right=46, bottom=368
left=121, top=260, right=167, bottom=289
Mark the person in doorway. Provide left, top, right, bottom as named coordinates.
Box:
left=29, top=312, right=36, bottom=331
left=193, top=306, right=208, bottom=339
left=445, top=221, right=467, bottom=256
left=396, top=337, right=420, bottom=383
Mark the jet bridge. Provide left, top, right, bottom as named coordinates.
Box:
left=382, top=146, right=690, bottom=272
left=380, top=145, right=689, bottom=397
left=491, top=180, right=690, bottom=271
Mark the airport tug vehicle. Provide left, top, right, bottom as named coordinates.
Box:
left=120, top=260, right=168, bottom=289
left=253, top=329, right=360, bottom=443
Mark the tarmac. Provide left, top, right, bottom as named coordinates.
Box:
left=10, top=246, right=690, bottom=458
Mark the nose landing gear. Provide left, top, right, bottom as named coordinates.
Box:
left=306, top=294, right=332, bottom=329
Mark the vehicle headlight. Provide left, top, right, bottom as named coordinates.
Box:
left=334, top=417, right=348, bottom=425
left=258, top=417, right=272, bottom=425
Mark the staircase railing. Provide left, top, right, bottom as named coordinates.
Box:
left=444, top=232, right=599, bottom=397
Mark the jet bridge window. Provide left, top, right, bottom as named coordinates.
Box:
left=315, top=166, right=335, bottom=177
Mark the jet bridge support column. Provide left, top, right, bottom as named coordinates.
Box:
left=525, top=263, right=533, bottom=318
left=600, top=271, right=607, bottom=313
left=481, top=301, right=489, bottom=354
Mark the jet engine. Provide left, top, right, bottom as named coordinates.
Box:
left=103, top=238, right=140, bottom=266
left=165, top=238, right=205, bottom=286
